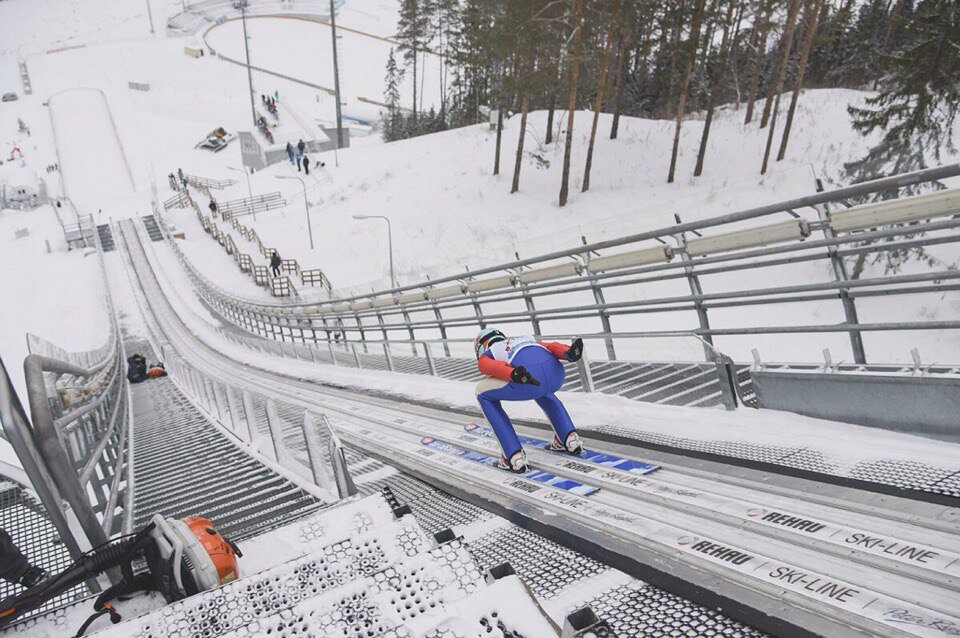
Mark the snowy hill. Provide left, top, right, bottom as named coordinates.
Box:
left=172, top=88, right=920, bottom=294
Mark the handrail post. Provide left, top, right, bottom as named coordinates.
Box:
left=714, top=354, right=740, bottom=411
left=576, top=353, right=595, bottom=393
left=264, top=398, right=284, bottom=461
left=224, top=386, right=241, bottom=432
left=241, top=390, right=258, bottom=443
left=300, top=412, right=332, bottom=490
left=351, top=343, right=362, bottom=369
left=383, top=342, right=395, bottom=372
left=321, top=415, right=357, bottom=499
left=23, top=354, right=113, bottom=569
left=423, top=342, right=437, bottom=377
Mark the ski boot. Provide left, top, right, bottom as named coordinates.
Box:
left=547, top=431, right=584, bottom=456
left=497, top=450, right=530, bottom=474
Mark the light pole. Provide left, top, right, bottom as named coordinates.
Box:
left=328, top=0, right=344, bottom=152
left=239, top=1, right=257, bottom=128
left=277, top=175, right=314, bottom=250
left=145, top=0, right=155, bottom=35
left=353, top=214, right=394, bottom=289
left=227, top=165, right=256, bottom=221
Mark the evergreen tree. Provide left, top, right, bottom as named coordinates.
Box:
left=382, top=48, right=406, bottom=142
left=397, top=0, right=431, bottom=125
left=845, top=0, right=959, bottom=182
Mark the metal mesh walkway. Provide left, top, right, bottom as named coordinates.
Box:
left=0, top=479, right=88, bottom=618
left=126, top=340, right=323, bottom=540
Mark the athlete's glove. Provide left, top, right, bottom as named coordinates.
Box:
left=510, top=365, right=540, bottom=386
left=565, top=338, right=584, bottom=362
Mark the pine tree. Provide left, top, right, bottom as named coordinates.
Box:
left=776, top=0, right=824, bottom=161
left=694, top=0, right=735, bottom=176
left=558, top=0, right=583, bottom=207
left=667, top=0, right=707, bottom=183
left=397, top=0, right=431, bottom=126
left=845, top=0, right=959, bottom=182
left=383, top=48, right=405, bottom=142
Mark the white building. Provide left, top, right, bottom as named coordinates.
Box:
left=0, top=166, right=48, bottom=210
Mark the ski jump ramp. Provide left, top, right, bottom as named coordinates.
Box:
left=48, top=88, right=136, bottom=217
left=113, top=217, right=960, bottom=638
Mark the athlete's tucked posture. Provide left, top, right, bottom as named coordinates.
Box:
left=474, top=328, right=585, bottom=473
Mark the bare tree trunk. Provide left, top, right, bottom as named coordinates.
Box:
left=635, top=18, right=655, bottom=110
left=760, top=0, right=801, bottom=129
left=760, top=0, right=803, bottom=173
left=412, top=47, right=419, bottom=125
left=667, top=0, right=707, bottom=183
left=777, top=0, right=823, bottom=161
left=493, top=57, right=506, bottom=175
left=744, top=0, right=770, bottom=124
left=873, top=0, right=905, bottom=89
left=610, top=25, right=631, bottom=139
left=584, top=29, right=615, bottom=192
left=559, top=0, right=583, bottom=207
left=546, top=95, right=556, bottom=144
left=511, top=94, right=530, bottom=192
left=665, top=0, right=687, bottom=117
left=695, top=0, right=735, bottom=176
left=729, top=0, right=746, bottom=106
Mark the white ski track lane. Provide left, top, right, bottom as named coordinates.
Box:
left=300, top=390, right=960, bottom=581
left=307, top=395, right=960, bottom=592
left=115, top=221, right=960, bottom=638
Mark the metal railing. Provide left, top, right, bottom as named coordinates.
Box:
left=218, top=192, right=285, bottom=219
left=0, top=230, right=129, bottom=585
left=118, top=220, right=355, bottom=500
left=152, top=164, right=960, bottom=369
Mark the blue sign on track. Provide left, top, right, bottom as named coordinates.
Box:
left=420, top=436, right=600, bottom=496
left=463, top=423, right=660, bottom=475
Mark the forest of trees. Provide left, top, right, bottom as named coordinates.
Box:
left=383, top=0, right=959, bottom=205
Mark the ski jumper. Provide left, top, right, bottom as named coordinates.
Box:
left=475, top=336, right=576, bottom=458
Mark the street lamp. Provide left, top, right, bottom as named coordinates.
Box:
left=352, top=214, right=394, bottom=289
left=227, top=165, right=256, bottom=221
left=276, top=175, right=314, bottom=250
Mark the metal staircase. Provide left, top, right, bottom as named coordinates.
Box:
left=141, top=216, right=163, bottom=242
left=126, top=340, right=323, bottom=539
left=96, top=224, right=115, bottom=252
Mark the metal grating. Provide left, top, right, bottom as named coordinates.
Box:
left=580, top=580, right=766, bottom=637
left=0, top=480, right=88, bottom=619
left=126, top=341, right=323, bottom=539
left=588, top=422, right=960, bottom=498
left=468, top=526, right=607, bottom=599
left=359, top=474, right=769, bottom=637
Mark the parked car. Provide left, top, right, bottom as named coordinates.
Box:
left=1, top=92, right=17, bottom=102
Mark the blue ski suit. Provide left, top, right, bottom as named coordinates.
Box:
left=475, top=337, right=577, bottom=458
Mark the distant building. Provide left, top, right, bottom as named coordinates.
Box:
left=0, top=167, right=48, bottom=210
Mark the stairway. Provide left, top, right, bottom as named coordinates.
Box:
left=96, top=224, right=115, bottom=252
left=141, top=215, right=164, bottom=242
left=85, top=489, right=588, bottom=637
left=127, top=340, right=323, bottom=539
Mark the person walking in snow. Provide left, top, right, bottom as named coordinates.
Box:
left=208, top=199, right=218, bottom=216
left=473, top=329, right=585, bottom=473
left=302, top=155, right=310, bottom=175
left=177, top=167, right=187, bottom=190
left=296, top=138, right=305, bottom=157
left=270, top=251, right=282, bottom=277
left=286, top=142, right=295, bottom=166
